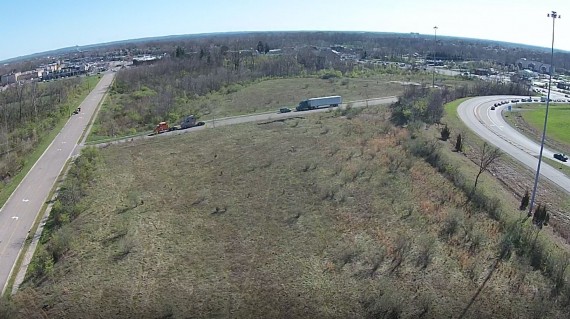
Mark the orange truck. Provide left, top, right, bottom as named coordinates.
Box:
left=152, top=115, right=205, bottom=135
left=153, top=122, right=170, bottom=134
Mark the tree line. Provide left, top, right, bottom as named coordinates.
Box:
left=0, top=77, right=89, bottom=183
left=390, top=80, right=529, bottom=125
left=94, top=40, right=356, bottom=137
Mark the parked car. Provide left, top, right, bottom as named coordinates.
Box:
left=554, top=153, right=568, bottom=162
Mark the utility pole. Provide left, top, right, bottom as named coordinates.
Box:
left=528, top=11, right=561, bottom=217
left=432, top=26, right=438, bottom=88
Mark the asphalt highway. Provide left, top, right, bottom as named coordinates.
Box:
left=0, top=91, right=394, bottom=294
left=0, top=73, right=115, bottom=295
left=457, top=96, right=570, bottom=193
left=95, top=96, right=399, bottom=147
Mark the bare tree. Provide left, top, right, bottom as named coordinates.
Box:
left=466, top=142, right=501, bottom=204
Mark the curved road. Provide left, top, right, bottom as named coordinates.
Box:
left=0, top=73, right=115, bottom=295
left=457, top=96, right=570, bottom=193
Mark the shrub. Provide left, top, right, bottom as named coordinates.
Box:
left=440, top=124, right=450, bottom=141
left=27, top=246, right=54, bottom=281
left=440, top=210, right=461, bottom=240
left=455, top=134, right=463, bottom=152
left=519, top=190, right=530, bottom=211
left=390, top=234, right=411, bottom=273
left=46, top=227, right=72, bottom=263
left=416, top=235, right=435, bottom=269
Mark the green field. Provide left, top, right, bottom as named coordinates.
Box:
left=6, top=104, right=569, bottom=318
left=519, top=103, right=570, bottom=145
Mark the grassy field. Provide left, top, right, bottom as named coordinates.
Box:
left=502, top=103, right=570, bottom=176
left=6, top=104, right=569, bottom=318
left=87, top=71, right=465, bottom=142
left=445, top=98, right=570, bottom=243
left=518, top=103, right=570, bottom=146
left=182, top=73, right=467, bottom=121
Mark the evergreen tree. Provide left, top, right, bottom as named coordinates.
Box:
left=263, top=42, right=270, bottom=54
left=256, top=41, right=264, bottom=54
left=175, top=46, right=185, bottom=58
left=532, top=204, right=550, bottom=229
left=519, top=190, right=529, bottom=211
left=441, top=124, right=450, bottom=141
left=455, top=134, right=463, bottom=152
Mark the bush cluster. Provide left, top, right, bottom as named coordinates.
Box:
left=27, top=147, right=101, bottom=282
left=405, top=132, right=569, bottom=299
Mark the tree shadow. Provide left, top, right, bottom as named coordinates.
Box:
left=458, top=254, right=504, bottom=319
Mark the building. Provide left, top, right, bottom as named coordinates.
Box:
left=1, top=72, right=19, bottom=85
left=132, top=56, right=159, bottom=66
left=17, top=70, right=41, bottom=81
left=517, top=58, right=553, bottom=74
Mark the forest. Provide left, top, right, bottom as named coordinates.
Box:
left=0, top=76, right=96, bottom=185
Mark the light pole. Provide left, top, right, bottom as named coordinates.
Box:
left=432, top=26, right=438, bottom=87
left=528, top=11, right=561, bottom=218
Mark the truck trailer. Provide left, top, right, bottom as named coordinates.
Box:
left=296, top=95, right=342, bottom=111
left=152, top=115, right=205, bottom=135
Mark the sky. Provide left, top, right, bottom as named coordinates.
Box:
left=1, top=0, right=569, bottom=62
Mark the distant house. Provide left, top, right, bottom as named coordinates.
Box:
left=473, top=69, right=491, bottom=76
left=266, top=49, right=282, bottom=56
left=18, top=70, right=41, bottom=81
left=1, top=72, right=19, bottom=85
left=517, top=58, right=553, bottom=74
left=132, top=56, right=159, bottom=66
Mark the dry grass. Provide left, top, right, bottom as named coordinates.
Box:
left=190, top=77, right=406, bottom=119
left=8, top=106, right=569, bottom=318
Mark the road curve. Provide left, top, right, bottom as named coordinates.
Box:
left=0, top=73, right=115, bottom=295
left=457, top=96, right=570, bottom=193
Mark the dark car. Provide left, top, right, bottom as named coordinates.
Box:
left=491, top=106, right=496, bottom=110
left=554, top=153, right=568, bottom=162
left=279, top=107, right=292, bottom=113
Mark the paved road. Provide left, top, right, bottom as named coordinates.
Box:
left=96, top=96, right=398, bottom=147
left=457, top=96, right=570, bottom=193
left=0, top=93, right=393, bottom=294
left=0, top=73, right=115, bottom=295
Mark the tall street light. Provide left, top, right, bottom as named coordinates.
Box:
left=528, top=11, right=561, bottom=218
left=432, top=26, right=438, bottom=87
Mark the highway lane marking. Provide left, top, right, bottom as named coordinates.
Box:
left=486, top=106, right=503, bottom=131
left=0, top=218, right=20, bottom=257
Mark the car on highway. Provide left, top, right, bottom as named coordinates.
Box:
left=279, top=107, right=292, bottom=113
left=490, top=106, right=496, bottom=110
left=554, top=153, right=568, bottom=162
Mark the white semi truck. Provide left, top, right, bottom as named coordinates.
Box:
left=296, top=96, right=342, bottom=111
